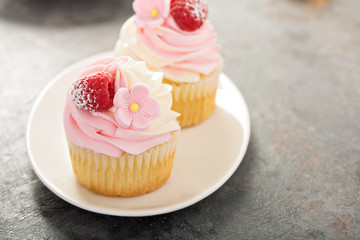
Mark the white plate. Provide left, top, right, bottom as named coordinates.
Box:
left=26, top=52, right=250, bottom=217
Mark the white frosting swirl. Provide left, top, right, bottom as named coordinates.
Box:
left=115, top=16, right=222, bottom=83
left=64, top=56, right=180, bottom=157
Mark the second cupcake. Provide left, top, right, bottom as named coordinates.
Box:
left=115, top=0, right=222, bottom=127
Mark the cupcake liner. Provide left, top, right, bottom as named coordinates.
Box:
left=67, top=131, right=180, bottom=197
left=164, top=63, right=223, bottom=127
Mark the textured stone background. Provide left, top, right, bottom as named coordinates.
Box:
left=1, top=0, right=360, bottom=239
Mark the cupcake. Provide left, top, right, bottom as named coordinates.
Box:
left=115, top=0, right=222, bottom=127
left=63, top=56, right=180, bottom=197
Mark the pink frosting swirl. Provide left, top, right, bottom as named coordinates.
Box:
left=116, top=16, right=222, bottom=83
left=64, top=56, right=180, bottom=157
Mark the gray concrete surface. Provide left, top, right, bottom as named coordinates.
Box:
left=1, top=0, right=360, bottom=239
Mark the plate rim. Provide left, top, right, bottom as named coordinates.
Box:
left=26, top=52, right=251, bottom=217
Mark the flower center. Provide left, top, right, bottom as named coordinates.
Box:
left=130, top=103, right=140, bottom=112
left=151, top=8, right=159, bottom=18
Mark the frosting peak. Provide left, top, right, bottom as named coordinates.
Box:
left=115, top=14, right=222, bottom=83
left=64, top=56, right=180, bottom=157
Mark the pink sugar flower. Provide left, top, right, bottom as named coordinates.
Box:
left=133, top=0, right=170, bottom=28
left=114, top=84, right=160, bottom=131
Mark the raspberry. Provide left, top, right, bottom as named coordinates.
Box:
left=71, top=71, right=114, bottom=112
left=170, top=0, right=208, bottom=32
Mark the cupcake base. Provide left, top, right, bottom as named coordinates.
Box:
left=164, top=63, right=222, bottom=128
left=67, top=131, right=179, bottom=197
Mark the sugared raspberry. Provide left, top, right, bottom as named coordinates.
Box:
left=71, top=71, right=114, bottom=112
left=170, top=0, right=208, bottom=32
